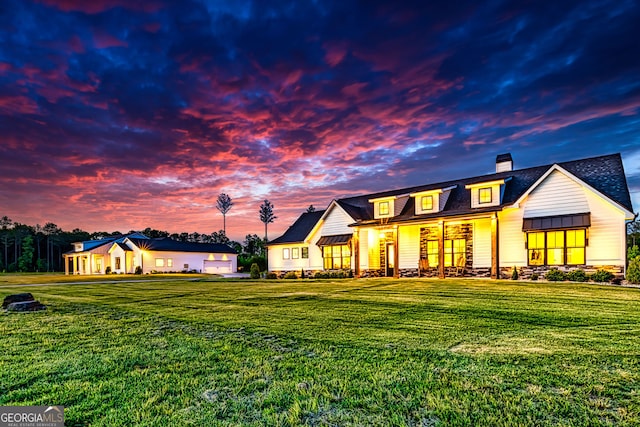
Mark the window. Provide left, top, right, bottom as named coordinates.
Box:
left=115, top=257, right=121, bottom=270
left=421, top=195, right=433, bottom=211
left=292, top=248, right=299, bottom=259
left=323, top=245, right=351, bottom=270
left=301, top=247, right=309, bottom=259
left=283, top=248, right=290, bottom=259
left=167, top=258, right=173, bottom=267
left=527, top=229, right=586, bottom=266
left=183, top=264, right=189, bottom=269
left=155, top=258, right=165, bottom=267
left=479, top=187, right=492, bottom=204
left=379, top=201, right=390, bottom=216
left=426, top=240, right=439, bottom=267
left=444, top=239, right=465, bottom=267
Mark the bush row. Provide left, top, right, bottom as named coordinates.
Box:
left=517, top=267, right=615, bottom=283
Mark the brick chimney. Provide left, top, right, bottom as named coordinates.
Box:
left=496, top=153, right=513, bottom=173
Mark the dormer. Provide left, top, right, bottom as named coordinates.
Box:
left=410, top=185, right=456, bottom=215
left=465, top=178, right=511, bottom=208
left=369, top=194, right=410, bottom=219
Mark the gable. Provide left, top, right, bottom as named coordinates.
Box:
left=319, top=203, right=354, bottom=236
left=523, top=170, right=589, bottom=218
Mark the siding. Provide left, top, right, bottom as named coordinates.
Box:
left=473, top=218, right=492, bottom=268
left=499, top=208, right=527, bottom=266
left=523, top=170, right=589, bottom=217
left=359, top=229, right=369, bottom=270
left=267, top=244, right=311, bottom=271
left=398, top=225, right=420, bottom=269
left=584, top=190, right=626, bottom=265
left=320, top=205, right=354, bottom=236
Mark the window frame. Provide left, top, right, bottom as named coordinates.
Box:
left=322, top=244, right=351, bottom=270
left=301, top=247, right=309, bottom=259
left=426, top=240, right=439, bottom=267
left=527, top=229, right=586, bottom=266
left=155, top=258, right=165, bottom=267
left=478, top=187, right=492, bottom=204
left=379, top=201, right=390, bottom=216
left=292, top=247, right=299, bottom=259
left=283, top=248, right=290, bottom=259
left=421, top=195, right=434, bottom=211
left=444, top=239, right=466, bottom=267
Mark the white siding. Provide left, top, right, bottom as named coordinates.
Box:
left=140, top=250, right=237, bottom=274
left=470, top=184, right=501, bottom=208
left=267, top=244, right=311, bottom=271
left=359, top=229, right=369, bottom=270
left=523, top=170, right=589, bottom=217
left=398, top=225, right=420, bottom=269
left=584, top=190, right=626, bottom=265
left=499, top=208, right=527, bottom=266
left=320, top=205, right=353, bottom=236
left=473, top=218, right=492, bottom=268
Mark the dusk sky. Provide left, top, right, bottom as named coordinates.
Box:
left=1, top=0, right=639, bottom=241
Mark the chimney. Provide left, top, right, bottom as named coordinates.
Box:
left=496, top=153, right=513, bottom=173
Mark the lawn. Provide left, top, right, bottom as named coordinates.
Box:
left=1, top=275, right=639, bottom=426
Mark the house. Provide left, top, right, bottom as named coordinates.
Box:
left=268, top=153, right=634, bottom=279
left=64, top=234, right=237, bottom=275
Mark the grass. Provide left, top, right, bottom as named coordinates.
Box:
left=1, top=274, right=639, bottom=426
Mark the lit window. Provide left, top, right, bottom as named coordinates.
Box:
left=292, top=248, right=299, bottom=259
left=379, top=201, right=389, bottom=216
left=479, top=187, right=492, bottom=204
left=527, top=229, right=586, bottom=266
left=444, top=239, right=465, bottom=267
left=283, top=248, right=290, bottom=259
left=322, top=245, right=351, bottom=270
left=426, top=240, right=438, bottom=267
left=421, top=195, right=433, bottom=211
left=167, top=258, right=173, bottom=267
left=155, top=258, right=165, bottom=267
left=301, top=247, right=309, bottom=259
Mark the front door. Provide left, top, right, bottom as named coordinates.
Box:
left=386, top=243, right=395, bottom=277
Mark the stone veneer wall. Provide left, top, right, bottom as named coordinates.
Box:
left=500, top=265, right=624, bottom=280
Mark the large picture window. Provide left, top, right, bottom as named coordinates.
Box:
left=444, top=239, right=465, bottom=267
left=527, top=229, right=586, bottom=265
left=322, top=245, right=351, bottom=270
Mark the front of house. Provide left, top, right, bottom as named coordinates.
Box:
left=268, top=153, right=634, bottom=279
left=64, top=234, right=237, bottom=275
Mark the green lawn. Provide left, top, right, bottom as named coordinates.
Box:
left=1, top=275, right=639, bottom=426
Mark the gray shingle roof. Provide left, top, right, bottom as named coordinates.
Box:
left=127, top=237, right=237, bottom=254
left=268, top=210, right=325, bottom=244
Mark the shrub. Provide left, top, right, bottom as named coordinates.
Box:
left=105, top=266, right=111, bottom=274
left=566, top=269, right=587, bottom=282
left=250, top=263, right=261, bottom=279
left=530, top=273, right=539, bottom=281
left=628, top=245, right=640, bottom=261
left=284, top=271, right=298, bottom=279
left=511, top=266, right=519, bottom=280
left=545, top=268, right=566, bottom=281
left=134, top=266, right=143, bottom=275
left=265, top=272, right=278, bottom=279
left=627, top=257, right=640, bottom=284
left=314, top=271, right=329, bottom=279
left=590, top=269, right=614, bottom=283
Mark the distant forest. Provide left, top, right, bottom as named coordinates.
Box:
left=0, top=216, right=266, bottom=273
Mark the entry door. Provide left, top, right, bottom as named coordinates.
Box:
left=386, top=243, right=395, bottom=277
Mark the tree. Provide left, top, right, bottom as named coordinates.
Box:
left=306, top=205, right=316, bottom=213
left=43, top=222, right=61, bottom=271
left=259, top=199, right=276, bottom=241
left=628, top=215, right=640, bottom=248
left=0, top=216, right=12, bottom=271
left=210, top=230, right=230, bottom=244
left=216, top=193, right=233, bottom=234
left=243, top=234, right=265, bottom=257
left=18, top=235, right=34, bottom=272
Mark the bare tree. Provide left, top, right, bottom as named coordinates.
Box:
left=259, top=199, right=277, bottom=241
left=306, top=205, right=316, bottom=213
left=216, top=193, right=234, bottom=234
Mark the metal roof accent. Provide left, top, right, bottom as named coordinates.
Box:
left=316, top=234, right=352, bottom=246
left=522, top=213, right=591, bottom=231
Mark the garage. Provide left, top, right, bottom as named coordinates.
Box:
left=203, top=260, right=233, bottom=274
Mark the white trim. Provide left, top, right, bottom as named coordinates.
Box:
left=465, top=179, right=508, bottom=189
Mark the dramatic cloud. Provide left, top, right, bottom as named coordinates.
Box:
left=1, top=0, right=639, bottom=240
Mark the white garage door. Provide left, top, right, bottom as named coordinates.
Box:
left=203, top=260, right=232, bottom=274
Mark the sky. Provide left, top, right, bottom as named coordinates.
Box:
left=1, top=0, right=639, bottom=242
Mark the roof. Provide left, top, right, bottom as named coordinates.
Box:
left=126, top=237, right=237, bottom=254
left=114, top=242, right=132, bottom=252
left=316, top=234, right=352, bottom=246
left=337, top=153, right=632, bottom=225
left=268, top=210, right=325, bottom=245
left=65, top=232, right=150, bottom=255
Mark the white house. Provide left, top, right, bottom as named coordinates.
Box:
left=64, top=234, right=237, bottom=275
left=268, top=153, right=635, bottom=279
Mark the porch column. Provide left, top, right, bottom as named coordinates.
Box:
left=438, top=221, right=445, bottom=279
left=73, top=255, right=78, bottom=275
left=393, top=226, right=400, bottom=279
left=64, top=255, right=69, bottom=275
left=491, top=214, right=499, bottom=279
left=353, top=228, right=360, bottom=278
